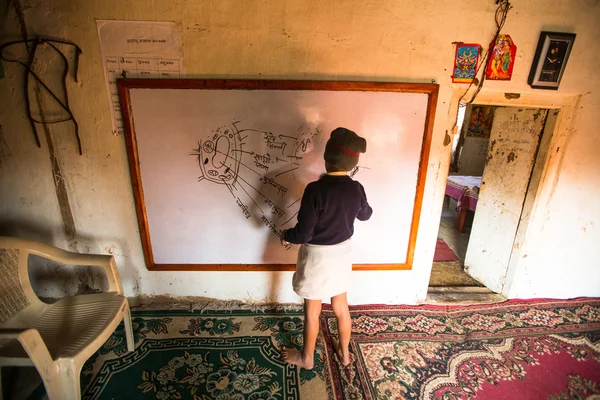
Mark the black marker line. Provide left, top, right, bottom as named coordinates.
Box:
left=291, top=135, right=301, bottom=181
left=231, top=149, right=254, bottom=155
left=237, top=179, right=264, bottom=214
left=278, top=134, right=298, bottom=140
left=221, top=178, right=236, bottom=198
left=290, top=159, right=297, bottom=181
left=190, top=141, right=203, bottom=157
left=238, top=128, right=270, bottom=135
left=287, top=198, right=301, bottom=208
left=225, top=160, right=288, bottom=195
left=282, top=211, right=298, bottom=226
left=276, top=156, right=303, bottom=164
left=223, top=164, right=268, bottom=199
left=214, top=148, right=262, bottom=176
left=276, top=167, right=299, bottom=177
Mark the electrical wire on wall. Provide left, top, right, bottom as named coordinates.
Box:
left=458, top=0, right=512, bottom=107
left=0, top=37, right=83, bottom=155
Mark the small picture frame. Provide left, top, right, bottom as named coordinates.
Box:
left=485, top=34, right=517, bottom=81
left=452, top=43, right=481, bottom=84
left=466, top=106, right=495, bottom=138
left=528, top=31, right=576, bottom=90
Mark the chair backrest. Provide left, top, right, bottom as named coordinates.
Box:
left=0, top=248, right=31, bottom=325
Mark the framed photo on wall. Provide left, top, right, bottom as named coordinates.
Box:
left=528, top=31, right=576, bottom=90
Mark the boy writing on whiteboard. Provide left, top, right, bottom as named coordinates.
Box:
left=280, top=127, right=372, bottom=369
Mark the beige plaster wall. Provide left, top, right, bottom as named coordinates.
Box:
left=1, top=0, right=598, bottom=302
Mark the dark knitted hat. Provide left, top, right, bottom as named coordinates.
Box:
left=324, top=127, right=367, bottom=171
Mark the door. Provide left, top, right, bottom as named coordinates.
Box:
left=465, top=107, right=548, bottom=292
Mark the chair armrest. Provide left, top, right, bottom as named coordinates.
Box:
left=37, top=251, right=125, bottom=296
left=0, top=327, right=32, bottom=340
left=0, top=236, right=125, bottom=295
left=0, top=328, right=57, bottom=374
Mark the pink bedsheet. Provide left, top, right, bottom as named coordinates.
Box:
left=445, top=175, right=481, bottom=211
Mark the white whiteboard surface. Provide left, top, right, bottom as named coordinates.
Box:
left=125, top=84, right=432, bottom=266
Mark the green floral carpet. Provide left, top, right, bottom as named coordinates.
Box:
left=80, top=309, right=329, bottom=399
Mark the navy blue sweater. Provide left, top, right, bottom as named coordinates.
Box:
left=284, top=175, right=373, bottom=245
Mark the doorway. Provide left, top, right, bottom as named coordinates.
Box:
left=429, top=105, right=559, bottom=295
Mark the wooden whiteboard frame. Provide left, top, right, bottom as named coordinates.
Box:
left=118, top=79, right=439, bottom=271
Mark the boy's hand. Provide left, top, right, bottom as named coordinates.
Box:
left=280, top=229, right=290, bottom=246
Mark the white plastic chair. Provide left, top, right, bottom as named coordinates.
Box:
left=0, top=236, right=134, bottom=400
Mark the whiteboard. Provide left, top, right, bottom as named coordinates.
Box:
left=119, top=80, right=438, bottom=270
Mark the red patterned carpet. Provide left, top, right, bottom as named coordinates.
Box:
left=321, top=298, right=600, bottom=400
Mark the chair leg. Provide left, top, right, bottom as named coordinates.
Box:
left=124, top=305, right=135, bottom=352
left=43, top=362, right=81, bottom=400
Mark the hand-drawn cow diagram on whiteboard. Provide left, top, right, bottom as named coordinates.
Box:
left=192, top=121, right=323, bottom=247
left=193, top=124, right=242, bottom=188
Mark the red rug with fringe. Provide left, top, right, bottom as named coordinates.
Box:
left=321, top=298, right=600, bottom=399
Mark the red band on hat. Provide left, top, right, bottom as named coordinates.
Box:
left=333, top=143, right=359, bottom=158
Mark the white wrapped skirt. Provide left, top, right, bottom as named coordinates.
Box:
left=292, top=239, right=352, bottom=300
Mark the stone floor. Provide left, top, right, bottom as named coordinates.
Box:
left=429, top=261, right=482, bottom=287
left=429, top=200, right=480, bottom=287
left=437, top=209, right=471, bottom=264
left=425, top=200, right=505, bottom=304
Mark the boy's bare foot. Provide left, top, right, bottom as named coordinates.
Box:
left=282, top=347, right=314, bottom=370
left=332, top=337, right=350, bottom=366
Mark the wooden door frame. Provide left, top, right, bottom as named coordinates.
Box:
left=445, top=89, right=581, bottom=294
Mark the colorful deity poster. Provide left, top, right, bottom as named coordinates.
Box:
left=466, top=106, right=495, bottom=138
left=452, top=43, right=481, bottom=83
left=486, top=34, right=517, bottom=80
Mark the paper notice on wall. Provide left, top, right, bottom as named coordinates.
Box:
left=96, top=20, right=185, bottom=135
